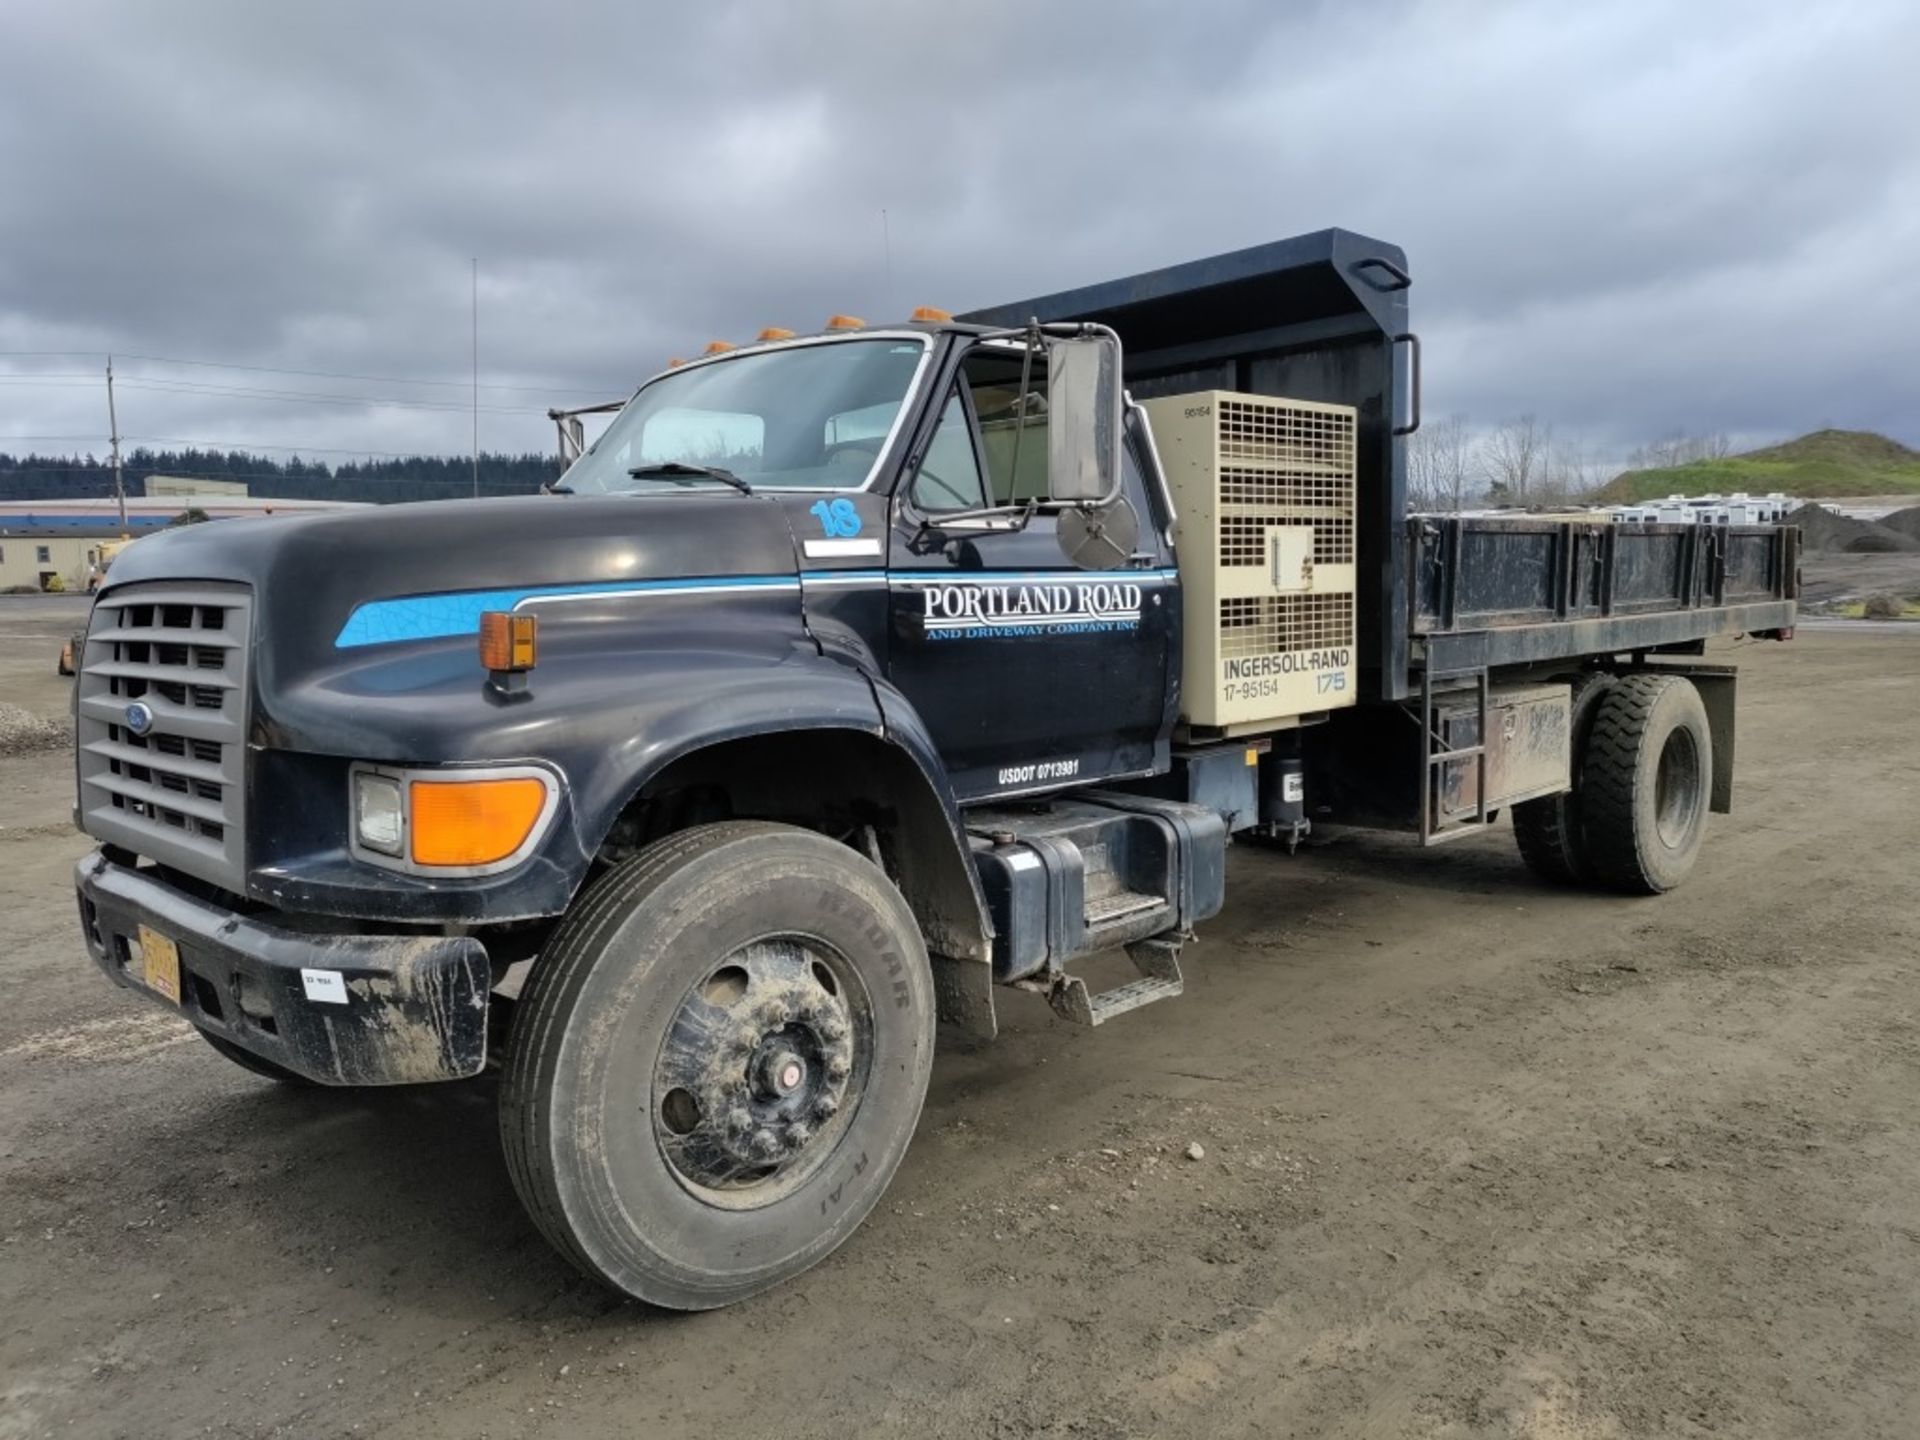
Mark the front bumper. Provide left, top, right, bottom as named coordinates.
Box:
left=75, top=850, right=491, bottom=1085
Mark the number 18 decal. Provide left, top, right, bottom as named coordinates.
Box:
left=810, top=498, right=863, bottom=538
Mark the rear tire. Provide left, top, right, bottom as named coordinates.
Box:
left=198, top=1029, right=317, bottom=1086
left=1512, top=671, right=1614, bottom=883
left=500, top=821, right=935, bottom=1310
left=1580, top=674, right=1712, bottom=894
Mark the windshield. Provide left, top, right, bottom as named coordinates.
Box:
left=564, top=336, right=930, bottom=494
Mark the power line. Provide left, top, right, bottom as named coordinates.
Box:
left=107, top=356, right=126, bottom=530
left=119, top=434, right=455, bottom=458
left=472, top=258, right=480, bottom=499
left=0, top=460, right=547, bottom=480
left=0, top=348, right=629, bottom=396
left=117, top=379, right=555, bottom=415
left=0, top=371, right=614, bottom=415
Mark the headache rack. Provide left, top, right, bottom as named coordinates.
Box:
left=968, top=226, right=1800, bottom=700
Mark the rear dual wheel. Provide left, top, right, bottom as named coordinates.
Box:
left=1515, top=671, right=1711, bottom=894
left=1580, top=674, right=1712, bottom=894
left=500, top=822, right=934, bottom=1309
left=1511, top=671, right=1615, bottom=884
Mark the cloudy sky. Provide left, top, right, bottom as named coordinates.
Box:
left=2, top=0, right=1916, bottom=470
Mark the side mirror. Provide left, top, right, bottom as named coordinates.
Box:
left=1046, top=330, right=1123, bottom=506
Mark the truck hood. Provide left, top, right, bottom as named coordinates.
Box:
left=103, top=490, right=804, bottom=661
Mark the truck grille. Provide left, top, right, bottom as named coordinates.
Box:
left=75, top=582, right=251, bottom=891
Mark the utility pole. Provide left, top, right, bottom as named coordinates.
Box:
left=471, top=257, right=480, bottom=499
left=106, top=355, right=127, bottom=534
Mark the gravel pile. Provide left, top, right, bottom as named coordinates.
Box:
left=1877, top=506, right=1920, bottom=541
left=1786, top=504, right=1920, bottom=554
left=0, top=702, right=71, bottom=756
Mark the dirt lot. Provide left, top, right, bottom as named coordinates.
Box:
left=2, top=594, right=1918, bottom=1439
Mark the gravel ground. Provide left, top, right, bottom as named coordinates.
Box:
left=0, top=702, right=70, bottom=756
left=1, top=596, right=1917, bottom=1439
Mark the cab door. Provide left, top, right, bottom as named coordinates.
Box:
left=884, top=344, right=1177, bottom=802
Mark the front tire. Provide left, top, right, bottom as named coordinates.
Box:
left=500, top=821, right=935, bottom=1309
left=1580, top=674, right=1712, bottom=894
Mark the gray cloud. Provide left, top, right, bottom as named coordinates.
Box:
left=3, top=0, right=1916, bottom=466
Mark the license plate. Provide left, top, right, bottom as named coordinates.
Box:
left=137, top=924, right=181, bottom=1004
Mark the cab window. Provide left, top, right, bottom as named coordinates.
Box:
left=962, top=348, right=1050, bottom=504
left=912, top=394, right=988, bottom=511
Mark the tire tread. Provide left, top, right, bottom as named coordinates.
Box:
left=1512, top=671, right=1612, bottom=883
left=500, top=822, right=797, bottom=1285
left=1580, top=674, right=1704, bottom=894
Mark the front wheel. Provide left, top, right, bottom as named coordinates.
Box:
left=500, top=821, right=935, bottom=1309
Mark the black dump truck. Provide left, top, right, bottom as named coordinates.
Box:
left=71, top=229, right=1798, bottom=1308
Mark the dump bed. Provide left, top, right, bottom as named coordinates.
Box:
left=1408, top=514, right=1799, bottom=671
left=966, top=228, right=1798, bottom=700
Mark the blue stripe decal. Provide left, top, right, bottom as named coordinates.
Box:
left=333, top=575, right=795, bottom=648
left=336, top=567, right=1183, bottom=647
left=886, top=568, right=1180, bottom=582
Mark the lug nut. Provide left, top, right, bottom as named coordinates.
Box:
left=784, top=1122, right=812, bottom=1149
left=813, top=1094, right=839, bottom=1120
left=750, top=1128, right=782, bottom=1160
left=726, top=1106, right=751, bottom=1135
left=825, top=1056, right=850, bottom=1082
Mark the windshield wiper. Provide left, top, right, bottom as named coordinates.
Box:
left=626, top=462, right=754, bottom=496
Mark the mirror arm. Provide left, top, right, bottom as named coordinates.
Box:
left=909, top=499, right=1040, bottom=537
left=1005, top=318, right=1041, bottom=505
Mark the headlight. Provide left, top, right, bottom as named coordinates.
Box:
left=353, top=772, right=405, bottom=855
left=349, top=765, right=558, bottom=875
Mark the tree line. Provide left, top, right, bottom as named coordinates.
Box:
left=0, top=447, right=565, bottom=505
left=1406, top=418, right=1733, bottom=512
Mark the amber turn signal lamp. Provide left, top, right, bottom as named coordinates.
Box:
left=909, top=306, right=952, bottom=323
left=757, top=327, right=796, bottom=341
left=479, top=611, right=537, bottom=673
left=824, top=314, right=865, bottom=331
left=704, top=340, right=735, bottom=354
left=408, top=776, right=550, bottom=867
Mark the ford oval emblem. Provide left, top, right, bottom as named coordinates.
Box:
left=124, top=701, right=155, bottom=737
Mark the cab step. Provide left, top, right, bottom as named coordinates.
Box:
left=1046, top=937, right=1184, bottom=1027
left=967, top=794, right=1227, bottom=991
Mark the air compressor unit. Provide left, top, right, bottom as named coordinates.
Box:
left=1142, top=391, right=1359, bottom=731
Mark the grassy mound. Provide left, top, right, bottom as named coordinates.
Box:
left=1598, top=430, right=1920, bottom=503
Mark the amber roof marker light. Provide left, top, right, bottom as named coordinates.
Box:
left=823, top=314, right=866, bottom=331
left=757, top=327, right=796, bottom=341
left=910, top=306, right=953, bottom=324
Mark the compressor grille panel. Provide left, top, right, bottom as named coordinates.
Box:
left=1142, top=390, right=1359, bottom=731
left=1219, top=594, right=1355, bottom=659
left=1218, top=397, right=1355, bottom=470
left=1219, top=468, right=1355, bottom=565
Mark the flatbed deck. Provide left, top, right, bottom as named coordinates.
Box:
left=1408, top=514, right=1799, bottom=672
